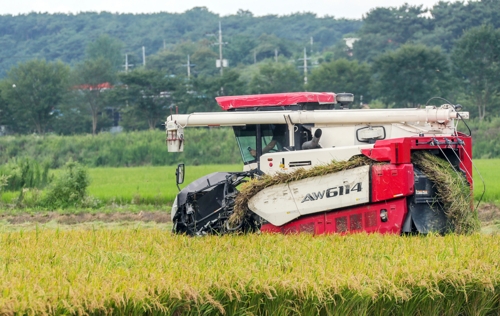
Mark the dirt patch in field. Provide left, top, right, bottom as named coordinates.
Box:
left=477, top=203, right=500, bottom=224
left=0, top=211, right=171, bottom=225
left=0, top=203, right=498, bottom=227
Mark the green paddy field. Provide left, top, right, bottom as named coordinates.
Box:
left=82, top=159, right=500, bottom=205
left=1, top=160, right=498, bottom=208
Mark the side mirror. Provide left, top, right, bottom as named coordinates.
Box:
left=356, top=126, right=386, bottom=144
left=176, top=163, right=185, bottom=191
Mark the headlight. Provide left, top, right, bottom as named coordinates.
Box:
left=171, top=196, right=178, bottom=221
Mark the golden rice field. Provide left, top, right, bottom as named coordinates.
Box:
left=0, top=229, right=499, bottom=315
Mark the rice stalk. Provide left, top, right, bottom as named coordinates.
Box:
left=0, top=230, right=498, bottom=314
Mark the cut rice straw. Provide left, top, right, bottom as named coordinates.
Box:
left=411, top=151, right=480, bottom=234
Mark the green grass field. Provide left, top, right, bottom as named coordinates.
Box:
left=86, top=159, right=500, bottom=205
left=473, top=159, right=500, bottom=203
left=0, top=164, right=241, bottom=208
left=86, top=164, right=241, bottom=205
left=1, top=159, right=499, bottom=208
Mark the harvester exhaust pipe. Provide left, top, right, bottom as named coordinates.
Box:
left=302, top=129, right=322, bottom=150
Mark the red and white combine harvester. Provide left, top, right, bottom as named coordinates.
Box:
left=165, top=92, right=473, bottom=236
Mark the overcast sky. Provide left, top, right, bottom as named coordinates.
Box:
left=0, top=0, right=455, bottom=19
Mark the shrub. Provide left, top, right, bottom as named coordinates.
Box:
left=0, top=158, right=51, bottom=191
left=42, top=160, right=94, bottom=208
left=0, top=174, right=9, bottom=199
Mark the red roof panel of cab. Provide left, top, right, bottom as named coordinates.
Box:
left=215, top=92, right=336, bottom=111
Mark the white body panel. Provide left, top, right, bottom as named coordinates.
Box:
left=247, top=183, right=300, bottom=226
left=259, top=145, right=373, bottom=175
left=248, top=166, right=370, bottom=226
left=250, top=120, right=458, bottom=175
left=316, top=123, right=455, bottom=149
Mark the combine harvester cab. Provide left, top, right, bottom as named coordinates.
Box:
left=166, top=92, right=474, bottom=236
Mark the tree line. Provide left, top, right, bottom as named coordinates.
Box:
left=1, top=1, right=500, bottom=136
left=1, top=1, right=498, bottom=76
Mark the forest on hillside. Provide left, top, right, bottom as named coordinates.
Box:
left=0, top=0, right=500, bottom=139
left=0, top=8, right=361, bottom=75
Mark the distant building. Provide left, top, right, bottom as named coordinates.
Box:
left=73, top=82, right=113, bottom=91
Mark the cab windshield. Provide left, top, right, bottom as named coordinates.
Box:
left=233, top=124, right=287, bottom=165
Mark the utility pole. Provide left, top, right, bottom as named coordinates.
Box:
left=219, top=21, right=223, bottom=75
left=298, top=47, right=310, bottom=85
left=182, top=55, right=196, bottom=78
left=214, top=21, right=227, bottom=75
left=275, top=49, right=278, bottom=62
left=303, top=47, right=308, bottom=84
left=123, top=54, right=134, bottom=72
left=142, top=46, right=146, bottom=66
left=310, top=37, right=314, bottom=53
left=219, top=21, right=224, bottom=75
